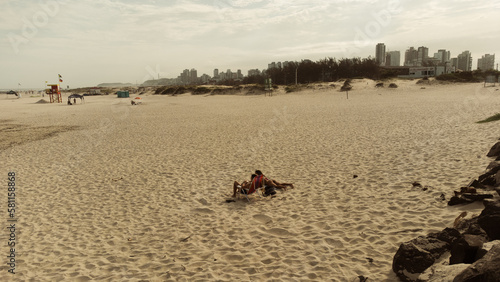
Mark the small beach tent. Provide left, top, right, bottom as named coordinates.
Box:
left=117, top=91, right=129, bottom=98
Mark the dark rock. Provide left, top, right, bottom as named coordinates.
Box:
left=450, top=234, right=488, bottom=264
left=461, top=193, right=494, bottom=201
left=453, top=244, right=500, bottom=282
left=478, top=215, right=500, bottom=241
left=448, top=193, right=494, bottom=206
left=412, top=181, right=422, bottom=187
left=478, top=163, right=500, bottom=187
left=448, top=196, right=474, bottom=206
left=478, top=200, right=500, bottom=240
left=486, top=161, right=500, bottom=171
left=475, top=241, right=500, bottom=262
left=457, top=217, right=487, bottom=237
left=478, top=174, right=497, bottom=186
left=486, top=141, right=500, bottom=158
left=480, top=199, right=500, bottom=216
left=468, top=179, right=486, bottom=189
left=392, top=236, right=449, bottom=281
left=429, top=228, right=461, bottom=245
left=440, top=193, right=446, bottom=201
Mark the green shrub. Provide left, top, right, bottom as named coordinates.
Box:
left=192, top=87, right=211, bottom=95
left=477, top=113, right=500, bottom=123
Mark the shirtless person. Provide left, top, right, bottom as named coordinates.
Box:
left=255, top=170, right=294, bottom=190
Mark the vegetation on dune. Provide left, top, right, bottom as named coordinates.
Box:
left=340, top=79, right=352, bottom=91
left=477, top=113, right=500, bottom=124
left=436, top=70, right=500, bottom=83
left=191, top=87, right=211, bottom=95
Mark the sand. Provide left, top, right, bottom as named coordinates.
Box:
left=0, top=80, right=499, bottom=281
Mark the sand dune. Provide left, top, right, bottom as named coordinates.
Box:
left=0, top=80, right=499, bottom=281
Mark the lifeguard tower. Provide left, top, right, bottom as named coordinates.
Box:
left=46, top=84, right=62, bottom=103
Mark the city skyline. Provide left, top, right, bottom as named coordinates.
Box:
left=1, top=0, right=499, bottom=89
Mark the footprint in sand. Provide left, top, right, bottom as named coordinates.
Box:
left=192, top=208, right=214, bottom=214
left=253, top=214, right=272, bottom=223
left=224, top=254, right=245, bottom=262
left=264, top=228, right=294, bottom=237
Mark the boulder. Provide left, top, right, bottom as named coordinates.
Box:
left=449, top=234, right=488, bottom=264
left=486, top=141, right=500, bottom=158
left=461, top=193, right=494, bottom=201
left=419, top=262, right=469, bottom=282
left=468, top=179, right=486, bottom=189
left=448, top=196, right=474, bottom=206
left=453, top=244, right=500, bottom=282
left=480, top=199, right=500, bottom=215
left=475, top=240, right=500, bottom=261
left=486, top=161, right=500, bottom=171
left=429, top=228, right=461, bottom=245
left=392, top=236, right=449, bottom=281
left=478, top=162, right=500, bottom=187
left=477, top=200, right=500, bottom=240
left=449, top=193, right=494, bottom=206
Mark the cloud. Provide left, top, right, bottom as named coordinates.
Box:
left=1, top=0, right=499, bottom=88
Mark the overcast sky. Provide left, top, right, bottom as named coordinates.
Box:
left=1, top=0, right=499, bottom=89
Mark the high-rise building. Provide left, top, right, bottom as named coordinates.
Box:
left=417, top=46, right=429, bottom=65
left=375, top=43, right=386, bottom=66
left=237, top=69, right=242, bottom=79
left=268, top=62, right=276, bottom=69
left=434, top=49, right=450, bottom=64
left=404, top=47, right=418, bottom=66
left=477, top=54, right=495, bottom=70
left=457, top=51, right=472, bottom=71
left=200, top=74, right=211, bottom=83
left=219, top=72, right=226, bottom=80
left=213, top=69, right=219, bottom=78
left=385, top=51, right=400, bottom=66
left=190, top=68, right=197, bottom=83
left=181, top=69, right=190, bottom=83
left=226, top=69, right=232, bottom=79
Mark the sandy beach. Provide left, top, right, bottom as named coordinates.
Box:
left=0, top=80, right=499, bottom=281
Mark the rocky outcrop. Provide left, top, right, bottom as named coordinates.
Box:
left=453, top=244, right=500, bottom=282
left=393, top=141, right=500, bottom=281
left=486, top=141, right=500, bottom=158
left=448, top=192, right=494, bottom=206
left=477, top=199, right=500, bottom=240
left=392, top=228, right=460, bottom=281
left=449, top=234, right=488, bottom=264
left=448, top=142, right=500, bottom=206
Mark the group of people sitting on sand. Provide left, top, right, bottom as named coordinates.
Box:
left=232, top=170, right=293, bottom=198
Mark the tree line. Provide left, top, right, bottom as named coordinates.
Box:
left=241, top=57, right=380, bottom=85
